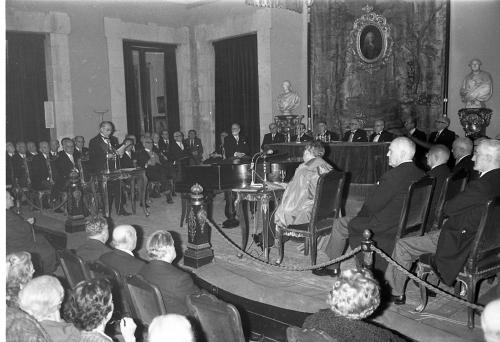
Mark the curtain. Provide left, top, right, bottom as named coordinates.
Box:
left=6, top=32, right=49, bottom=143
left=214, top=34, right=260, bottom=154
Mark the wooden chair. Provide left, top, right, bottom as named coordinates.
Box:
left=187, top=293, right=245, bottom=342
left=57, top=250, right=90, bottom=288
left=122, top=274, right=167, bottom=327
left=86, top=261, right=130, bottom=317
left=286, top=326, right=338, bottom=342
left=276, top=171, right=346, bottom=266
left=395, top=176, right=436, bottom=240
left=429, top=169, right=468, bottom=230
left=415, top=197, right=500, bottom=329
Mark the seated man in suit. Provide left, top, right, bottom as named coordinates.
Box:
left=6, top=192, right=57, bottom=274
left=100, top=224, right=146, bottom=276
left=342, top=119, right=368, bottom=142
left=452, top=136, right=476, bottom=178
left=30, top=141, right=55, bottom=191
left=139, top=230, right=202, bottom=315
left=425, top=144, right=451, bottom=228
left=184, top=129, right=204, bottom=165
left=224, top=123, right=251, bottom=160
left=369, top=120, right=394, bottom=142
left=261, top=123, right=285, bottom=150
left=292, top=123, right=313, bottom=143
left=316, top=137, right=425, bottom=277
left=316, top=121, right=339, bottom=142
left=385, top=139, right=500, bottom=304
left=75, top=216, right=111, bottom=262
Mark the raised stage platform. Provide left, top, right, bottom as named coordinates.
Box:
left=26, top=192, right=494, bottom=342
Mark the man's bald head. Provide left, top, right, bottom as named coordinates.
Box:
left=427, top=144, right=450, bottom=169
left=387, top=137, right=416, bottom=168
left=452, top=137, right=473, bottom=160
left=482, top=298, right=500, bottom=342
left=112, top=225, right=137, bottom=251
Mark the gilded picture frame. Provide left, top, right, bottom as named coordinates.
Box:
left=349, top=5, right=393, bottom=73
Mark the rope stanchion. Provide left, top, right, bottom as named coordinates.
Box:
left=371, top=245, right=484, bottom=312
left=206, top=219, right=361, bottom=271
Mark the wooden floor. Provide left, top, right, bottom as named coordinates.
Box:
left=27, top=191, right=495, bottom=342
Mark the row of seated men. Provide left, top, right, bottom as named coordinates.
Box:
left=294, top=134, right=500, bottom=306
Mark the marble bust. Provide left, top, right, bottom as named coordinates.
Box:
left=277, top=80, right=300, bottom=115
left=460, top=59, right=493, bottom=108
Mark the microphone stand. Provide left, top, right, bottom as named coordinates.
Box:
left=250, top=151, right=262, bottom=187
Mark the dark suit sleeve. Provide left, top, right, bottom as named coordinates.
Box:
left=358, top=130, right=368, bottom=142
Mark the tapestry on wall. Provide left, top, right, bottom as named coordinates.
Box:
left=310, top=0, right=448, bottom=136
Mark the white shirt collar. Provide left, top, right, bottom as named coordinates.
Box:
left=115, top=247, right=134, bottom=256
left=409, top=128, right=416, bottom=135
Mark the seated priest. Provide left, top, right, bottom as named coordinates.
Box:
left=136, top=137, right=173, bottom=203
left=274, top=141, right=332, bottom=229
left=261, top=123, right=285, bottom=150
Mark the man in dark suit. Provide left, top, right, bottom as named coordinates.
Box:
left=120, top=138, right=136, bottom=168
left=425, top=145, right=451, bottom=229
left=49, top=139, right=60, bottom=160
left=317, top=137, right=425, bottom=276
left=75, top=216, right=111, bottom=262
left=404, top=117, right=427, bottom=170
left=158, top=130, right=170, bottom=152
left=139, top=230, right=202, bottom=315
left=316, top=121, right=339, bottom=142
left=292, top=123, right=313, bottom=142
left=342, top=119, right=368, bottom=142
left=428, top=116, right=456, bottom=151
left=6, top=141, right=16, bottom=186
left=6, top=192, right=57, bottom=274
left=73, top=136, right=89, bottom=161
left=184, top=129, right=204, bottom=165
left=30, top=141, right=55, bottom=191
left=54, top=138, right=80, bottom=193
left=369, top=120, right=394, bottom=143
left=224, top=123, right=251, bottom=159
left=168, top=131, right=192, bottom=165
left=100, top=225, right=146, bottom=276
left=26, top=141, right=38, bottom=160
left=385, top=139, right=500, bottom=304
left=261, top=123, right=285, bottom=150
left=12, top=141, right=30, bottom=187
left=452, top=136, right=476, bottom=178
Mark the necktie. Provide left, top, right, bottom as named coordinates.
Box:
left=373, top=133, right=380, bottom=142
left=45, top=155, right=53, bottom=182
left=68, top=153, right=74, bottom=165
left=191, top=139, right=194, bottom=148
left=272, top=134, right=275, bottom=141
left=178, top=142, right=184, bottom=150
left=349, top=132, right=355, bottom=142
left=235, top=136, right=239, bottom=143
left=434, top=131, right=441, bottom=143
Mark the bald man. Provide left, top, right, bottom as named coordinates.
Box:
left=316, top=137, right=425, bottom=276
left=386, top=139, right=500, bottom=304
left=99, top=225, right=146, bottom=275
left=482, top=299, right=500, bottom=342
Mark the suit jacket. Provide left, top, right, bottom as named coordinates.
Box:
left=452, top=154, right=478, bottom=180
left=6, top=153, right=15, bottom=185
left=11, top=153, right=30, bottom=187
left=349, top=162, right=425, bottom=271
left=291, top=133, right=314, bottom=142
left=99, top=249, right=146, bottom=276
left=168, top=141, right=192, bottom=164
left=261, top=132, right=286, bottom=150
left=30, top=153, right=53, bottom=190
left=120, top=151, right=136, bottom=169
left=224, top=134, right=251, bottom=159
left=369, top=130, right=394, bottom=143
left=158, top=138, right=170, bottom=153
left=54, top=152, right=79, bottom=192
left=88, top=134, right=120, bottom=174
left=435, top=168, right=500, bottom=285
left=342, top=129, right=368, bottom=142
left=139, top=260, right=202, bottom=315
left=428, top=128, right=456, bottom=151
left=426, top=163, right=451, bottom=228
left=184, top=137, right=204, bottom=164
left=76, top=239, right=112, bottom=263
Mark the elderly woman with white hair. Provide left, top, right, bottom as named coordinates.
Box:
left=303, top=269, right=407, bottom=342
left=6, top=251, right=35, bottom=308
left=148, top=314, right=195, bottom=342
left=18, top=275, right=81, bottom=342
left=139, top=230, right=202, bottom=316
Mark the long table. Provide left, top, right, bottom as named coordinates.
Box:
left=268, top=142, right=389, bottom=184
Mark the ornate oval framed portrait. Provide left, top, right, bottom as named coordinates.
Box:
left=349, top=5, right=393, bottom=73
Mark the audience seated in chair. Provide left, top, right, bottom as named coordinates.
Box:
left=318, top=137, right=425, bottom=276
left=100, top=225, right=146, bottom=276
left=18, top=275, right=81, bottom=342
left=6, top=192, right=57, bottom=274
left=64, top=278, right=136, bottom=342
left=139, top=230, right=202, bottom=316
left=482, top=298, right=500, bottom=342
left=6, top=251, right=35, bottom=308
left=148, top=314, right=195, bottom=342
left=385, top=139, right=500, bottom=304
left=76, top=215, right=112, bottom=263
left=303, top=268, right=406, bottom=342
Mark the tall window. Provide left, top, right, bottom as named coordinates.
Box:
left=6, top=32, right=49, bottom=143
left=214, top=34, right=260, bottom=153
left=123, top=41, right=179, bottom=137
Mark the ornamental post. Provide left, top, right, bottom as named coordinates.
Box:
left=184, top=184, right=214, bottom=268
left=360, top=229, right=374, bottom=270
left=65, top=169, right=87, bottom=233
